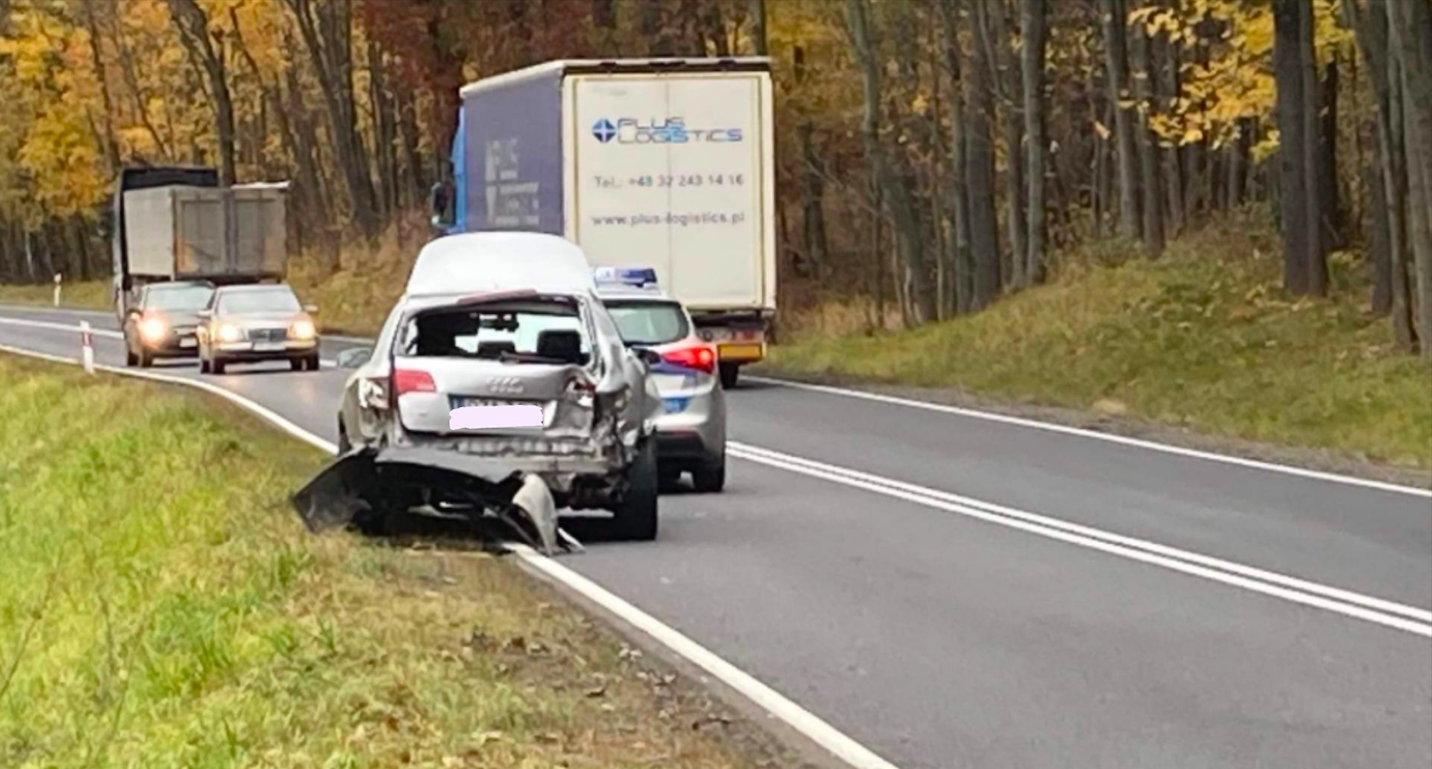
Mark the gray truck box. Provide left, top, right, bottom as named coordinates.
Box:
left=122, top=184, right=287, bottom=279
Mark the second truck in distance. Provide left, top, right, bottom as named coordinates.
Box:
left=431, top=58, right=776, bottom=388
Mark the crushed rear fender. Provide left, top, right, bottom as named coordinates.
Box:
left=290, top=447, right=560, bottom=554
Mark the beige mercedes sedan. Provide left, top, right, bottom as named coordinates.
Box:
left=195, top=284, right=320, bottom=374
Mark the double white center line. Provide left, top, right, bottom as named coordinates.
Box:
left=728, top=442, right=1432, bottom=638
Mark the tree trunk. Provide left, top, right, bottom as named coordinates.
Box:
left=1156, top=33, right=1184, bottom=236
left=985, top=0, right=1025, bottom=288
left=1319, top=60, right=1345, bottom=250
left=1388, top=0, right=1432, bottom=355
left=1021, top=0, right=1047, bottom=284
left=1367, top=150, right=1393, bottom=315
left=799, top=122, right=829, bottom=276
left=937, top=0, right=971, bottom=315
left=1127, top=9, right=1164, bottom=256
left=1298, top=0, right=1328, bottom=295
left=748, top=0, right=767, bottom=55
left=1100, top=0, right=1140, bottom=239
left=1274, top=0, right=1314, bottom=294
left=1226, top=120, right=1247, bottom=209
left=966, top=0, right=1002, bottom=308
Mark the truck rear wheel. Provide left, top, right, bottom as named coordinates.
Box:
left=719, top=362, right=740, bottom=390
left=612, top=439, right=658, bottom=541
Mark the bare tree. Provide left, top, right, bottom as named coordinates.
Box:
left=937, top=0, right=971, bottom=314
left=1127, top=6, right=1164, bottom=256
left=1100, top=0, right=1140, bottom=239
left=1021, top=0, right=1048, bottom=285
left=1273, top=0, right=1323, bottom=295
left=1387, top=0, right=1432, bottom=355
left=167, top=0, right=236, bottom=185
left=283, top=0, right=380, bottom=239
left=965, top=0, right=1002, bottom=309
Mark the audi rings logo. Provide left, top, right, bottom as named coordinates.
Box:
left=485, top=376, right=525, bottom=395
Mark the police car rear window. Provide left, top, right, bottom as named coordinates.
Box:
left=604, top=301, right=688, bottom=346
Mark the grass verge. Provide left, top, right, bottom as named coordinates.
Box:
left=0, top=354, right=765, bottom=768
left=764, top=217, right=1432, bottom=471
left=0, top=280, right=110, bottom=311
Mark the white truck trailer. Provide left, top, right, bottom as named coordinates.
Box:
left=433, top=58, right=776, bottom=388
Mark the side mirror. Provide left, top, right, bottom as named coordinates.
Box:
left=429, top=181, right=455, bottom=230
left=196, top=309, right=213, bottom=320
left=336, top=347, right=372, bottom=369
left=303, top=304, right=318, bottom=314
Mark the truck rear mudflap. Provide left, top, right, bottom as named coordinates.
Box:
left=290, top=446, right=569, bottom=554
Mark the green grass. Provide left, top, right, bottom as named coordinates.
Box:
left=765, top=218, right=1432, bottom=470
left=0, top=355, right=758, bottom=768
left=0, top=280, right=110, bottom=311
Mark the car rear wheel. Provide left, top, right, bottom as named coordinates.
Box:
left=719, top=362, right=740, bottom=389
left=612, top=439, right=659, bottom=541
left=692, top=457, right=726, bottom=493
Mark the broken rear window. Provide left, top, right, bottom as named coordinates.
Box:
left=399, top=300, right=591, bottom=365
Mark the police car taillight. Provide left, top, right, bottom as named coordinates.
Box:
left=662, top=343, right=717, bottom=374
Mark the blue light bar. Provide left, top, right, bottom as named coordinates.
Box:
left=593, top=266, right=659, bottom=288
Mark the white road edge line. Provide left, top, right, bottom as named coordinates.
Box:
left=0, top=302, right=114, bottom=319
left=744, top=376, right=1432, bottom=499
left=0, top=315, right=124, bottom=339
left=509, top=544, right=900, bottom=769
left=0, top=340, right=904, bottom=769
left=731, top=442, right=1432, bottom=624
left=727, top=444, right=1432, bottom=638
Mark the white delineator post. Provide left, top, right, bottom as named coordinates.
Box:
left=53, top=272, right=62, bottom=307
left=80, top=321, right=94, bottom=374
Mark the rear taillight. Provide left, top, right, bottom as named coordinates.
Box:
left=662, top=344, right=717, bottom=374
left=393, top=369, right=436, bottom=395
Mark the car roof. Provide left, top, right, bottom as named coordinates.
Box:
left=215, top=284, right=295, bottom=293
left=595, top=287, right=680, bottom=303
left=406, top=233, right=596, bottom=297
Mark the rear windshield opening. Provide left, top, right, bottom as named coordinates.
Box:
left=401, top=301, right=591, bottom=366
left=604, top=301, right=689, bottom=346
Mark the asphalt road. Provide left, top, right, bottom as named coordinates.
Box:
left=3, top=304, right=1430, bottom=769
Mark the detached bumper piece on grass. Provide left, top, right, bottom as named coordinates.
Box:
left=290, top=447, right=569, bottom=555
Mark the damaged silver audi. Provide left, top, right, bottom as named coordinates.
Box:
left=291, top=233, right=664, bottom=549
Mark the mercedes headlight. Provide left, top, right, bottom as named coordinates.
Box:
left=290, top=319, right=316, bottom=340
left=217, top=324, right=244, bottom=343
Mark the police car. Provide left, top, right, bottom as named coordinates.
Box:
left=594, top=267, right=727, bottom=492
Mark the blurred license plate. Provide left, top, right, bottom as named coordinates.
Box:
left=452, top=396, right=518, bottom=409
left=179, top=338, right=197, bottom=348
left=254, top=342, right=285, bottom=352
left=718, top=343, right=763, bottom=361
